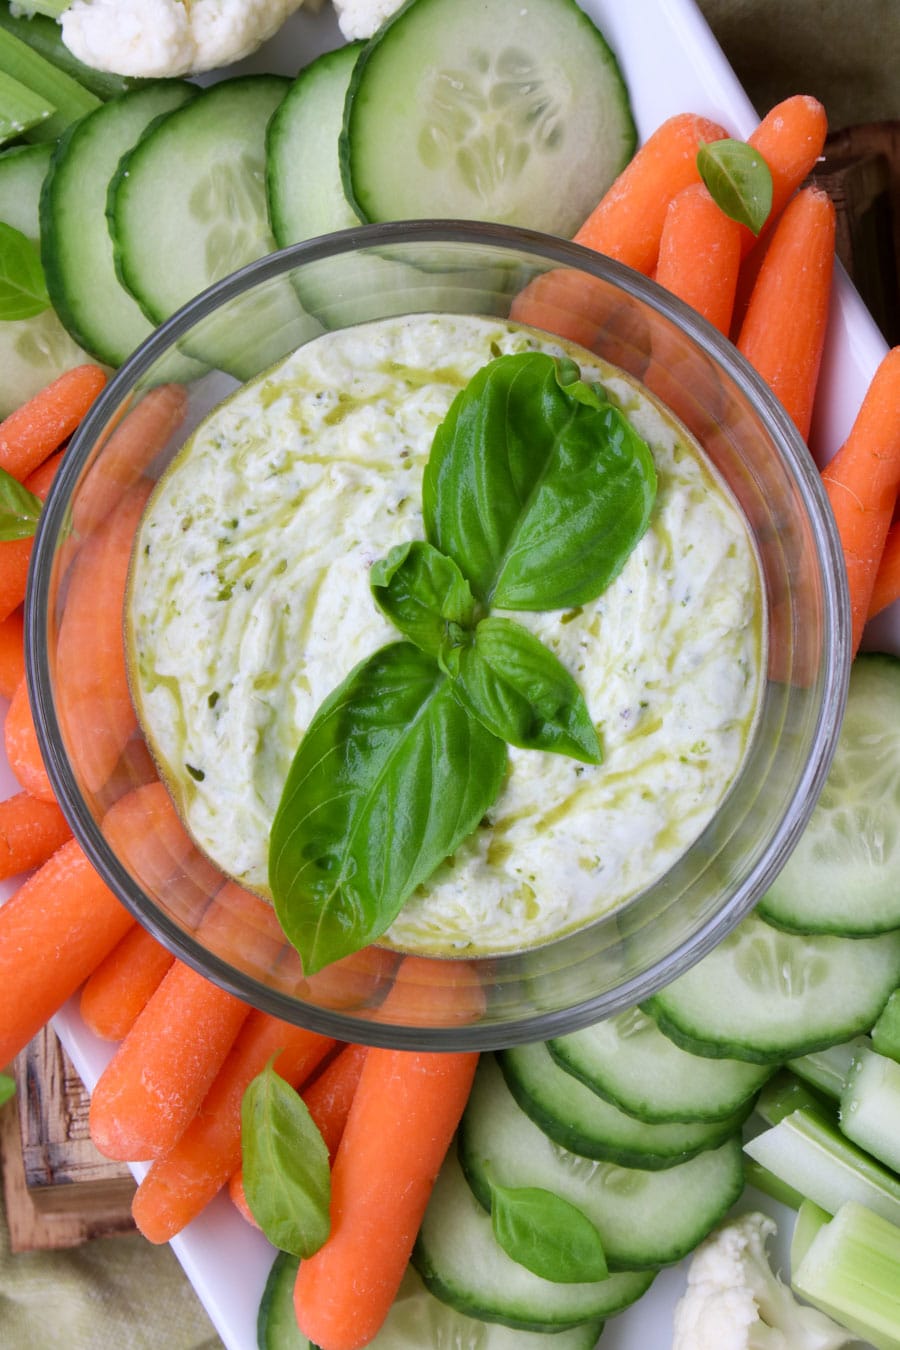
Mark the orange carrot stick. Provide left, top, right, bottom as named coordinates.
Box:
left=572, top=113, right=730, bottom=274
left=0, top=607, right=25, bottom=700
left=88, top=946, right=252, bottom=1163
left=736, top=186, right=836, bottom=440
left=821, top=347, right=900, bottom=652
left=131, top=1012, right=334, bottom=1242
left=301, top=1041, right=369, bottom=1163
left=56, top=481, right=152, bottom=796
left=655, top=182, right=742, bottom=334
left=5, top=675, right=55, bottom=803
left=740, top=94, right=828, bottom=256
left=0, top=790, right=72, bottom=880
left=0, top=364, right=107, bottom=483
left=0, top=449, right=66, bottom=624
left=227, top=1167, right=260, bottom=1229
left=79, top=922, right=175, bottom=1042
left=73, top=383, right=188, bottom=536
left=0, top=837, right=134, bottom=1066
left=868, top=519, right=900, bottom=620
left=293, top=960, right=480, bottom=1350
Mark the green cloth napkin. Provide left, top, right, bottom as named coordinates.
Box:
left=1, top=3, right=897, bottom=1349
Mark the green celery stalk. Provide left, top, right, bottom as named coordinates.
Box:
left=793, top=1201, right=900, bottom=1350
left=0, top=67, right=54, bottom=143
left=744, top=1105, right=900, bottom=1228
left=840, top=1046, right=900, bottom=1173
left=5, top=0, right=69, bottom=16
left=755, top=1068, right=834, bottom=1126
left=0, top=3, right=146, bottom=99
left=0, top=23, right=98, bottom=140
left=788, top=1036, right=871, bottom=1101
left=743, top=1156, right=806, bottom=1210
left=791, top=1196, right=832, bottom=1268
left=872, top=990, right=900, bottom=1064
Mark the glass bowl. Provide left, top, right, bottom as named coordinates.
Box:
left=27, top=221, right=850, bottom=1050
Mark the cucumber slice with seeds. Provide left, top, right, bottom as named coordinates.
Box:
left=460, top=1054, right=744, bottom=1272
left=341, top=0, right=636, bottom=236
left=645, top=911, right=900, bottom=1064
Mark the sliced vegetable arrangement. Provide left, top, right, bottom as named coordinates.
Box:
left=2, top=1, right=900, bottom=1349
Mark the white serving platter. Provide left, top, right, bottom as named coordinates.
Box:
left=11, top=0, right=890, bottom=1344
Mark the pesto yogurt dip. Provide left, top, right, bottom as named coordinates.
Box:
left=126, top=313, right=763, bottom=956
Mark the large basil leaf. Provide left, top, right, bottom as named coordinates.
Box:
left=269, top=642, right=507, bottom=973
left=241, top=1060, right=331, bottom=1257
left=370, top=539, right=476, bottom=657
left=443, top=617, right=601, bottom=763
left=489, top=1182, right=608, bottom=1283
left=423, top=351, right=657, bottom=611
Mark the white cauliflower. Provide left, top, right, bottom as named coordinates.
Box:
left=331, top=0, right=403, bottom=40
left=60, top=0, right=309, bottom=77
left=672, top=1212, right=859, bottom=1350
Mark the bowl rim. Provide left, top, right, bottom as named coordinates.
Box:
left=26, top=219, right=852, bottom=1049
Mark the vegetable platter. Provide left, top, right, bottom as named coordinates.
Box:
left=2, top=0, right=893, bottom=1347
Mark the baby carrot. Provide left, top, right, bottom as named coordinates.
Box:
left=131, top=1012, right=334, bottom=1242
left=0, top=790, right=72, bottom=880
left=73, top=383, right=188, bottom=536
left=739, top=94, right=828, bottom=255
left=868, top=520, right=900, bottom=621
left=655, top=182, right=742, bottom=334
left=5, top=675, right=55, bottom=803
left=573, top=113, right=730, bottom=274
left=228, top=1168, right=259, bottom=1229
left=0, top=836, right=134, bottom=1066
left=0, top=607, right=25, bottom=700
left=0, top=448, right=66, bottom=624
left=736, top=186, right=836, bottom=440
left=821, top=347, right=900, bottom=652
left=79, top=922, right=175, bottom=1042
left=293, top=959, right=480, bottom=1350
left=55, top=481, right=152, bottom=795
left=0, top=364, right=107, bottom=483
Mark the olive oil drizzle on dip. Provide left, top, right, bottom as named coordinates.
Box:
left=126, top=314, right=763, bottom=957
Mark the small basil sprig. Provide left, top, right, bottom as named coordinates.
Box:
left=489, top=1180, right=608, bottom=1283
left=0, top=1071, right=14, bottom=1107
left=269, top=351, right=656, bottom=973
left=0, top=222, right=51, bottom=321
left=0, top=465, right=42, bottom=541
left=241, top=1060, right=331, bottom=1257
left=697, top=139, right=773, bottom=235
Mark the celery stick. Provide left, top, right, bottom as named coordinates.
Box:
left=0, top=24, right=98, bottom=140
left=872, top=990, right=900, bottom=1064
left=755, top=1069, right=834, bottom=1126
left=793, top=1201, right=900, bottom=1350
left=744, top=1106, right=900, bottom=1228
left=791, top=1196, right=832, bottom=1268
left=840, top=1046, right=900, bottom=1174
left=6, top=0, right=69, bottom=16
left=0, top=67, right=53, bottom=143
left=744, top=1156, right=806, bottom=1210
left=789, top=1036, right=871, bottom=1101
left=0, top=4, right=144, bottom=100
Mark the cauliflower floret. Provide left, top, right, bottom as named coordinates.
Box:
left=331, top=0, right=403, bottom=40
left=672, top=1212, right=858, bottom=1350
left=60, top=0, right=308, bottom=77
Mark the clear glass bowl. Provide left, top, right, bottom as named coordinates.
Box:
left=27, top=221, right=850, bottom=1049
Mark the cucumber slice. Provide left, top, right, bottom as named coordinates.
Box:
left=460, top=1055, right=744, bottom=1272
left=758, top=654, right=900, bottom=935
left=259, top=1250, right=604, bottom=1349
left=644, top=911, right=900, bottom=1064
left=40, top=80, right=198, bottom=368
left=111, top=75, right=312, bottom=378
left=0, top=142, right=99, bottom=417
left=499, top=1041, right=750, bottom=1169
left=548, top=1005, right=772, bottom=1124
left=341, top=0, right=636, bottom=236
left=413, top=1149, right=653, bottom=1330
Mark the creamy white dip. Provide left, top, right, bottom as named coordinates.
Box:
left=127, top=314, right=763, bottom=956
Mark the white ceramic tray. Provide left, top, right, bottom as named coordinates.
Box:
left=21, top=0, right=892, bottom=1345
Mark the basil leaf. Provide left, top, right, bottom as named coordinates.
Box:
left=443, top=617, right=601, bottom=763
left=370, top=539, right=477, bottom=656
left=0, top=221, right=51, bottom=320
left=269, top=642, right=507, bottom=973
left=490, top=1182, right=608, bottom=1283
left=697, top=139, right=773, bottom=235
left=0, top=1071, right=14, bottom=1107
left=423, top=351, right=656, bottom=611
left=0, top=465, right=42, bottom=541
left=241, top=1060, right=331, bottom=1258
